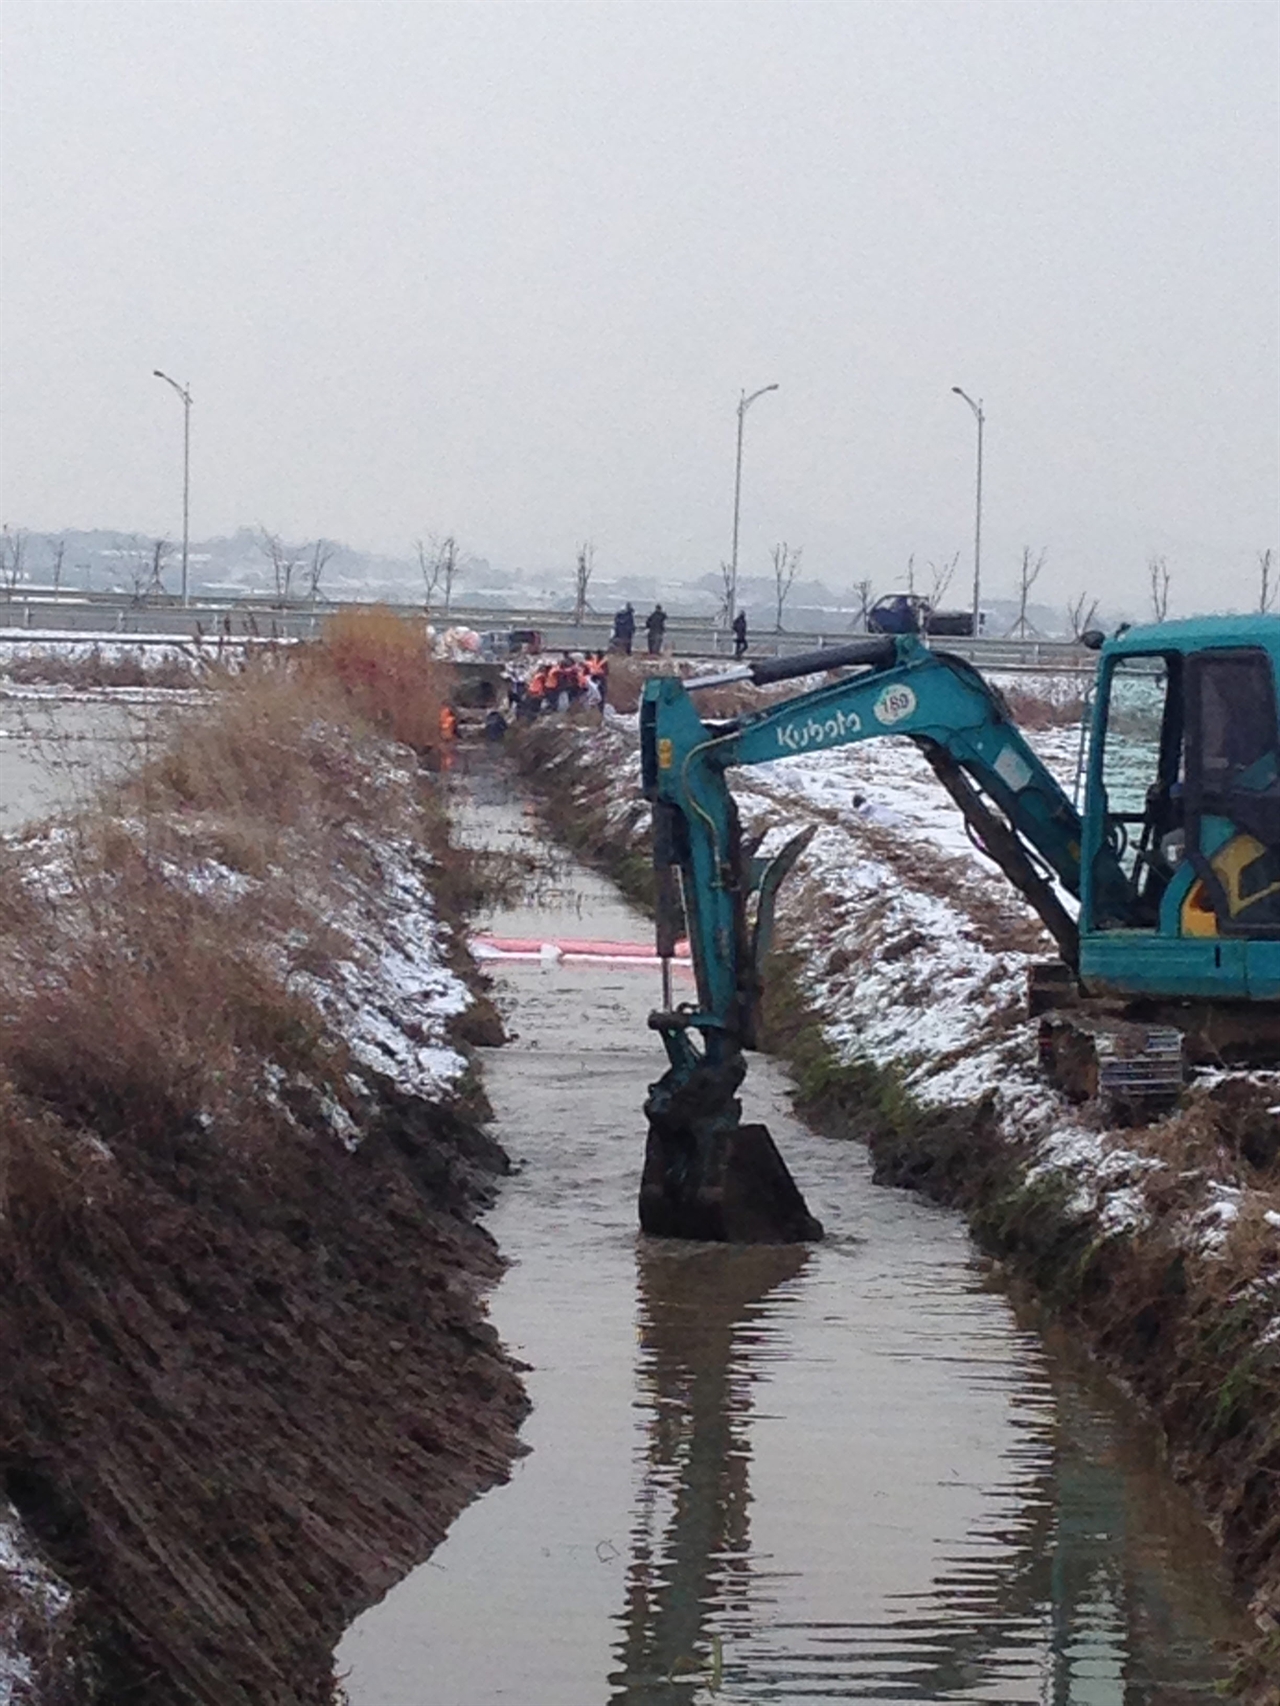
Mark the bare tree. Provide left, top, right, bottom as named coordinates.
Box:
left=47, top=534, right=67, bottom=594
left=305, top=539, right=335, bottom=605
left=771, top=541, right=803, bottom=632
left=1066, top=591, right=1100, bottom=640
left=1259, top=548, right=1276, bottom=614
left=1006, top=547, right=1048, bottom=639
left=415, top=538, right=441, bottom=608
left=259, top=528, right=301, bottom=604
left=120, top=534, right=155, bottom=604
left=438, top=536, right=460, bottom=616
left=573, top=540, right=595, bottom=625
left=849, top=577, right=875, bottom=632
left=1148, top=554, right=1171, bottom=622
left=0, top=526, right=26, bottom=600
left=927, top=552, right=959, bottom=607
left=415, top=535, right=461, bottom=617
left=146, top=537, right=173, bottom=598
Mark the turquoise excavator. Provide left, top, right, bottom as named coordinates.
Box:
left=638, top=617, right=1280, bottom=1242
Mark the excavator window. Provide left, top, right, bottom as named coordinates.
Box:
left=1183, top=648, right=1280, bottom=933
left=1093, top=653, right=1184, bottom=927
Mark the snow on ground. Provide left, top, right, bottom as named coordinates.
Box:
left=729, top=730, right=1278, bottom=1260
left=741, top=721, right=1084, bottom=876
left=0, top=1503, right=72, bottom=1704
left=0, top=683, right=205, bottom=708
left=0, top=630, right=201, bottom=656
left=741, top=730, right=1280, bottom=1282
left=297, top=836, right=471, bottom=1109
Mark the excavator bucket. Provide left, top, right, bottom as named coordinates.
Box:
left=639, top=1050, right=823, bottom=1244
left=643, top=801, right=822, bottom=1243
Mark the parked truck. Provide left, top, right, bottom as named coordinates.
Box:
left=866, top=592, right=978, bottom=638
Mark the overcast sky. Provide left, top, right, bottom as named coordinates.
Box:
left=2, top=1, right=1276, bottom=613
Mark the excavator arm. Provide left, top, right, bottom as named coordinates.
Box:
left=635, top=635, right=1124, bottom=1244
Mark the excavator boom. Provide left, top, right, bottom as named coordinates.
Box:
left=637, top=635, right=1132, bottom=1243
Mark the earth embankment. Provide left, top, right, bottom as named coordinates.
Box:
left=0, top=621, right=527, bottom=1703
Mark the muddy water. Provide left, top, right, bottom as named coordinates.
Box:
left=339, top=765, right=1249, bottom=1703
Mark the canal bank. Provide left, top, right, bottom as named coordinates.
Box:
left=0, top=650, right=528, bottom=1704
left=339, top=757, right=1249, bottom=1702
left=508, top=709, right=1280, bottom=1697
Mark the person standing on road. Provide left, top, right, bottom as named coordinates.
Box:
left=732, top=610, right=748, bottom=658
left=613, top=602, right=636, bottom=656
left=645, top=604, right=667, bottom=656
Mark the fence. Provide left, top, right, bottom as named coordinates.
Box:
left=0, top=593, right=1095, bottom=673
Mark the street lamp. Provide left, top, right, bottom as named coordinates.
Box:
left=728, top=382, right=779, bottom=630
left=153, top=370, right=192, bottom=606
left=951, top=386, right=984, bottom=637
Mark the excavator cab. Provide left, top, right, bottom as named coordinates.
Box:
left=1080, top=621, right=1280, bottom=1001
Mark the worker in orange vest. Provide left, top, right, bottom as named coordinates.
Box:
left=543, top=659, right=562, bottom=703
left=439, top=702, right=458, bottom=770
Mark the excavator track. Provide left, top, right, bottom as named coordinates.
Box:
left=1038, top=1009, right=1184, bottom=1119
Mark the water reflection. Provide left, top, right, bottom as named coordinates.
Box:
left=610, top=1244, right=1238, bottom=1704
left=610, top=1241, right=808, bottom=1701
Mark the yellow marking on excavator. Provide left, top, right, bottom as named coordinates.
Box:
left=1182, top=833, right=1280, bottom=936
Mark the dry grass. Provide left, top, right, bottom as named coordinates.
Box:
left=0, top=852, right=334, bottom=1157
left=0, top=646, right=202, bottom=690
left=314, top=606, right=445, bottom=753
left=999, top=683, right=1087, bottom=729
left=0, top=611, right=468, bottom=1227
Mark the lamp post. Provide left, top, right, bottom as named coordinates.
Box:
left=153, top=370, right=192, bottom=606
left=951, top=385, right=984, bottom=637
left=728, top=382, right=779, bottom=631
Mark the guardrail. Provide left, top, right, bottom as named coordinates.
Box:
left=0, top=595, right=1095, bottom=673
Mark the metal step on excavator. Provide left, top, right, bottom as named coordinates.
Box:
left=637, top=618, right=1280, bottom=1242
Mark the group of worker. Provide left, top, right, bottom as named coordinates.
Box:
left=517, top=651, right=610, bottom=718
left=610, top=602, right=750, bottom=658
left=611, top=602, right=668, bottom=656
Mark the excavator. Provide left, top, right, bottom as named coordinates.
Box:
left=638, top=616, right=1280, bottom=1242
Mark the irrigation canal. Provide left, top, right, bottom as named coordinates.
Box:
left=0, top=705, right=1254, bottom=1701
left=339, top=759, right=1249, bottom=1705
